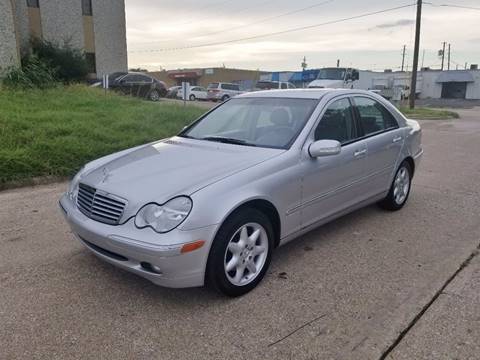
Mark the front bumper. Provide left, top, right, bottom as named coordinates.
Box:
left=59, top=194, right=217, bottom=288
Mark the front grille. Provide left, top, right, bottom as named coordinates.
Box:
left=76, top=183, right=127, bottom=225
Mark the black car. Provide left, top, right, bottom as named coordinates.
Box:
left=108, top=72, right=167, bottom=101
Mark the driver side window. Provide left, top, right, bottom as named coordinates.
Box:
left=315, top=98, right=356, bottom=144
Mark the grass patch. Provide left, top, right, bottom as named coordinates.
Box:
left=399, top=106, right=459, bottom=120
left=0, top=85, right=206, bottom=186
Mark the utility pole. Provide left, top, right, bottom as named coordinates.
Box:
left=421, top=49, right=425, bottom=68
left=336, top=59, right=340, bottom=68
left=301, top=56, right=307, bottom=71
left=409, top=0, right=422, bottom=109
left=401, top=45, right=406, bottom=72
left=441, top=42, right=446, bottom=70
left=447, top=43, right=451, bottom=70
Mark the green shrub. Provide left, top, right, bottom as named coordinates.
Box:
left=2, top=56, right=57, bottom=89
left=30, top=39, right=89, bottom=83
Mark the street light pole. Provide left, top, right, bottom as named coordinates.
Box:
left=409, top=0, right=422, bottom=109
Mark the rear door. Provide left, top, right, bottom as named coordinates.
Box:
left=136, top=75, right=154, bottom=98
left=300, top=96, right=368, bottom=228
left=352, top=96, right=404, bottom=197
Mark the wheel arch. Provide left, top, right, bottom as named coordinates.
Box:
left=219, top=198, right=282, bottom=248
left=403, top=156, right=415, bottom=177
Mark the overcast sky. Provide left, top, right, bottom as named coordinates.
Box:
left=125, top=0, right=480, bottom=72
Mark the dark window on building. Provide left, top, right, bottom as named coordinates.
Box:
left=82, top=0, right=93, bottom=15
left=85, top=52, right=96, bottom=73
left=27, top=0, right=39, bottom=8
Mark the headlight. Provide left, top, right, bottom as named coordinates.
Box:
left=68, top=168, right=84, bottom=200
left=135, top=196, right=192, bottom=233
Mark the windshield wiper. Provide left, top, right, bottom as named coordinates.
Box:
left=178, top=134, right=197, bottom=139
left=201, top=136, right=256, bottom=147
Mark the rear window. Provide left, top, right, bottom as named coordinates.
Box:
left=208, top=83, right=219, bottom=89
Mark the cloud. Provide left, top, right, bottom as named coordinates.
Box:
left=375, top=19, right=415, bottom=29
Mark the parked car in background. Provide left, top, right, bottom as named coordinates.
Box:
left=167, top=86, right=181, bottom=99
left=255, top=80, right=296, bottom=90
left=177, top=86, right=208, bottom=101
left=60, top=89, right=423, bottom=297
left=207, top=82, right=243, bottom=102
left=108, top=72, right=167, bottom=101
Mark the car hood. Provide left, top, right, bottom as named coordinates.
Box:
left=79, top=136, right=283, bottom=211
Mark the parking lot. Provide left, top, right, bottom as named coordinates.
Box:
left=1, top=108, right=479, bottom=359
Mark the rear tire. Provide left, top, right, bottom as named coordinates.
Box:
left=148, top=89, right=160, bottom=102
left=206, top=208, right=274, bottom=297
left=379, top=161, right=412, bottom=211
left=189, top=94, right=196, bottom=101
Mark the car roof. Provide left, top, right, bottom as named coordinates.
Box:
left=237, top=88, right=377, bottom=100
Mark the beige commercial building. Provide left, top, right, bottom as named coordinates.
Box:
left=150, top=67, right=269, bottom=90
left=0, top=0, right=128, bottom=78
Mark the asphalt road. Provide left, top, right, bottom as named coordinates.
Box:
left=1, top=108, right=479, bottom=360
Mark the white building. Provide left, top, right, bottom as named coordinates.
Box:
left=358, top=69, right=480, bottom=100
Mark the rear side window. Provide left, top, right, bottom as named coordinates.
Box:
left=315, top=98, right=356, bottom=144
left=221, top=83, right=239, bottom=91
left=353, top=97, right=398, bottom=136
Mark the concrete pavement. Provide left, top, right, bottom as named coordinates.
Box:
left=1, top=108, right=479, bottom=360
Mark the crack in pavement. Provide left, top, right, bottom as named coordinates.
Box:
left=378, top=243, right=480, bottom=360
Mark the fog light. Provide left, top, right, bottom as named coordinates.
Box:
left=140, top=262, right=162, bottom=274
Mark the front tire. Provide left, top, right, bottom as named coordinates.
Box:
left=379, top=161, right=412, bottom=211
left=206, top=209, right=274, bottom=297
left=221, top=95, right=229, bottom=102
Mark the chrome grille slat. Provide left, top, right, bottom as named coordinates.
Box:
left=92, top=197, right=124, bottom=210
left=77, top=192, right=94, bottom=205
left=91, top=205, right=121, bottom=217
left=94, top=193, right=125, bottom=206
left=76, top=183, right=127, bottom=225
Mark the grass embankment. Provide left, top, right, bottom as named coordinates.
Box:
left=399, top=106, right=459, bottom=120
left=0, top=85, right=205, bottom=187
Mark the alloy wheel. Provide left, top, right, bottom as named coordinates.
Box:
left=393, top=166, right=410, bottom=205
left=224, top=223, right=269, bottom=286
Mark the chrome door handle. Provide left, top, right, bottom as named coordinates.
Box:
left=393, top=136, right=403, bottom=143
left=354, top=149, right=367, bottom=157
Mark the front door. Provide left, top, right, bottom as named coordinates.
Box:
left=300, top=97, right=368, bottom=229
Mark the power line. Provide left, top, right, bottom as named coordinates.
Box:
left=133, top=0, right=280, bottom=46
left=129, top=3, right=416, bottom=53
left=195, top=0, right=336, bottom=39
left=176, top=0, right=236, bottom=26
left=424, top=2, right=480, bottom=11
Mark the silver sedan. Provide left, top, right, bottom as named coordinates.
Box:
left=59, top=89, right=423, bottom=296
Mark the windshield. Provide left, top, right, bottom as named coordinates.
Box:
left=317, top=68, right=346, bottom=80
left=180, top=98, right=317, bottom=149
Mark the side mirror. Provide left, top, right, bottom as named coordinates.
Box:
left=309, top=140, right=341, bottom=158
